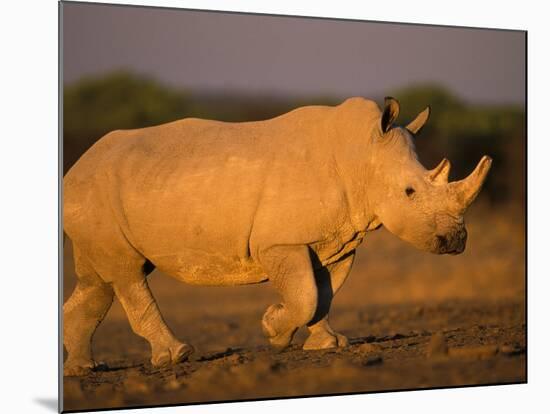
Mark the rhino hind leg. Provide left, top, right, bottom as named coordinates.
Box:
left=303, top=251, right=355, bottom=351
left=112, top=276, right=194, bottom=367
left=63, top=246, right=114, bottom=376
left=260, top=245, right=318, bottom=350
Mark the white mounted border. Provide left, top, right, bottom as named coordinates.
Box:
left=1, top=1, right=547, bottom=414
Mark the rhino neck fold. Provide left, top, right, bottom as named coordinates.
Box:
left=331, top=136, right=378, bottom=234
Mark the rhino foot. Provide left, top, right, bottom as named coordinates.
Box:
left=262, top=303, right=297, bottom=351
left=151, top=342, right=194, bottom=367
left=266, top=330, right=297, bottom=351
left=303, top=330, right=349, bottom=351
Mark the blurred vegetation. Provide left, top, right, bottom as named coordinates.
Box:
left=64, top=71, right=525, bottom=205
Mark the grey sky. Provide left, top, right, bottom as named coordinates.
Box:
left=62, top=2, right=525, bottom=104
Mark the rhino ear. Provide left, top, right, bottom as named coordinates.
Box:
left=406, top=106, right=431, bottom=135
left=381, top=97, right=400, bottom=134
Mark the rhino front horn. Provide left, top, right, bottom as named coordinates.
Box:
left=452, top=155, right=493, bottom=210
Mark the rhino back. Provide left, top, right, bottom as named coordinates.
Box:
left=64, top=104, right=355, bottom=284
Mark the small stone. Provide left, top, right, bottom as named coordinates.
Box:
left=427, top=333, right=448, bottom=357
left=363, top=355, right=383, bottom=366
left=226, top=354, right=244, bottom=364
left=356, top=343, right=382, bottom=354
left=499, top=344, right=526, bottom=356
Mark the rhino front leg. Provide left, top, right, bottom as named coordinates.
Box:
left=260, top=245, right=318, bottom=350
left=303, top=251, right=355, bottom=351
left=113, top=277, right=194, bottom=367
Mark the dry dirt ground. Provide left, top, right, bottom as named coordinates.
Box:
left=62, top=205, right=526, bottom=412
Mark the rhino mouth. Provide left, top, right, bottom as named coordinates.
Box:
left=435, top=229, right=467, bottom=255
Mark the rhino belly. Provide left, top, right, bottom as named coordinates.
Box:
left=150, top=250, right=268, bottom=286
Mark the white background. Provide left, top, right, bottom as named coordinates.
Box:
left=0, top=0, right=546, bottom=413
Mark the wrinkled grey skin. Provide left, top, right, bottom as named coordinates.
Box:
left=63, top=97, right=492, bottom=376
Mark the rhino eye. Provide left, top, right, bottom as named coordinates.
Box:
left=405, top=187, right=416, bottom=197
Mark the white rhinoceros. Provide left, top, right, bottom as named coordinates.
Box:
left=63, top=96, right=492, bottom=376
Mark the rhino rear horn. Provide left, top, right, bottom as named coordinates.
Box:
left=406, top=106, right=431, bottom=135
left=451, top=155, right=493, bottom=211
left=381, top=97, right=400, bottom=133
left=428, top=158, right=451, bottom=185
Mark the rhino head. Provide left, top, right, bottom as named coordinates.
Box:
left=367, top=97, right=492, bottom=255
